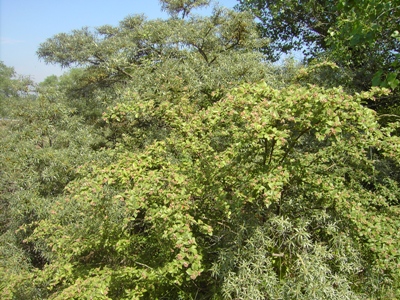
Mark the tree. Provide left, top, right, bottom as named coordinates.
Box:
left=0, top=61, right=35, bottom=117
left=37, top=3, right=280, bottom=150
left=1, top=3, right=276, bottom=298
left=160, top=0, right=211, bottom=18
left=327, top=0, right=400, bottom=91
left=0, top=70, right=98, bottom=299
left=236, top=0, right=338, bottom=61
left=237, top=0, right=400, bottom=96
left=36, top=5, right=271, bottom=106
left=13, top=81, right=400, bottom=299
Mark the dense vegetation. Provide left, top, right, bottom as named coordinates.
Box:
left=1, top=0, right=399, bottom=299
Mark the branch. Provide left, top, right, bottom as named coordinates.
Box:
left=194, top=45, right=209, bottom=64
left=115, top=66, right=134, bottom=79
left=279, top=126, right=313, bottom=165
left=93, top=53, right=133, bottom=79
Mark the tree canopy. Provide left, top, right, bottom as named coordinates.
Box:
left=238, top=0, right=400, bottom=94
left=1, top=0, right=400, bottom=299
left=237, top=0, right=337, bottom=60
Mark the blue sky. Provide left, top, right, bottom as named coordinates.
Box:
left=0, top=0, right=237, bottom=82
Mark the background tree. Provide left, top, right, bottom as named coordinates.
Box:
left=160, top=0, right=211, bottom=18
left=236, top=0, right=338, bottom=61
left=327, top=0, right=400, bottom=97
left=37, top=3, right=280, bottom=150
left=0, top=61, right=35, bottom=117
left=0, top=67, right=99, bottom=299
left=238, top=0, right=400, bottom=98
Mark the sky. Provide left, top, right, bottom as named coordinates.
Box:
left=0, top=0, right=237, bottom=83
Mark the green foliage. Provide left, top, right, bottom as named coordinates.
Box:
left=37, top=7, right=270, bottom=109
left=2, top=2, right=400, bottom=299
left=160, top=0, right=211, bottom=18
left=0, top=61, right=35, bottom=117
left=0, top=67, right=99, bottom=299
left=13, top=81, right=400, bottom=299
left=36, top=5, right=285, bottom=151
left=0, top=61, right=34, bottom=99
left=236, top=0, right=337, bottom=60
left=327, top=0, right=400, bottom=92
left=238, top=0, right=400, bottom=97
